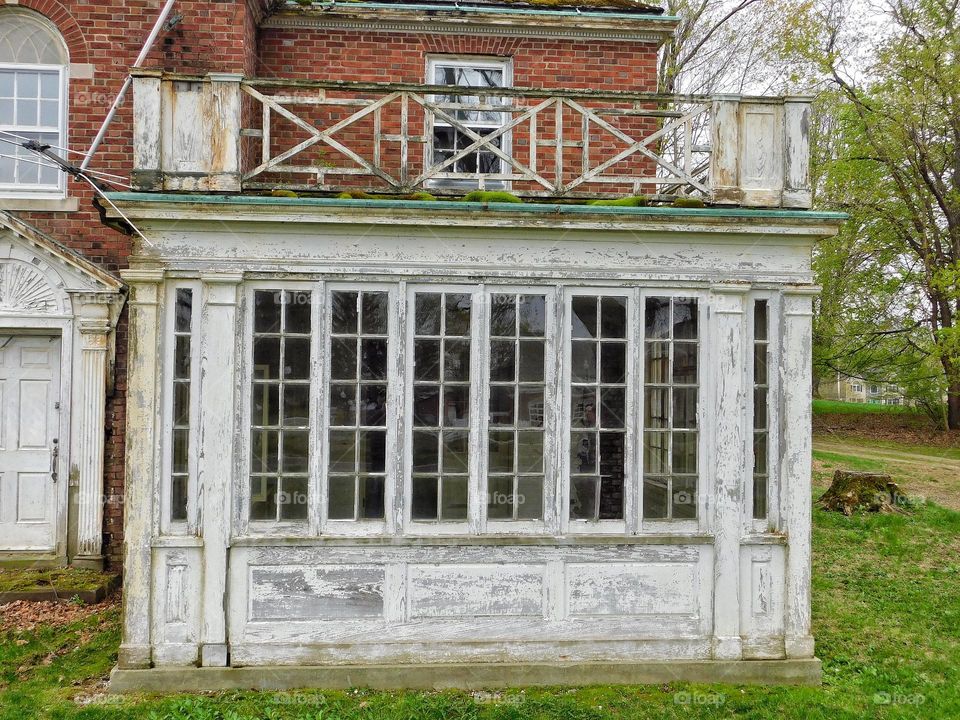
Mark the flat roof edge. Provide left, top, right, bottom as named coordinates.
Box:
left=105, top=193, right=848, bottom=222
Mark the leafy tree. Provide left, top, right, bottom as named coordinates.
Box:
left=787, top=0, right=960, bottom=428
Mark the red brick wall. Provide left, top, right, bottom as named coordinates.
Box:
left=251, top=28, right=662, bottom=194
left=3, top=3, right=663, bottom=569
left=4, top=0, right=261, bottom=568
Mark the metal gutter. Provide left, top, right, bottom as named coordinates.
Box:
left=104, top=193, right=848, bottom=221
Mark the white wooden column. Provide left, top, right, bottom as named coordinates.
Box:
left=117, top=270, right=164, bottom=669
left=197, top=273, right=242, bottom=667
left=72, top=305, right=111, bottom=566
left=781, top=287, right=817, bottom=658
left=710, top=284, right=748, bottom=659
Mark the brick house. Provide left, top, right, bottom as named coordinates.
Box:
left=1, top=0, right=843, bottom=689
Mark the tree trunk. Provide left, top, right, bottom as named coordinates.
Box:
left=948, top=381, right=960, bottom=431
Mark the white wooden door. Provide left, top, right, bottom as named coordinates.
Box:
left=0, top=335, right=61, bottom=551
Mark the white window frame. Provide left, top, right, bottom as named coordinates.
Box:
left=238, top=281, right=322, bottom=538
left=745, top=291, right=781, bottom=533
left=637, top=288, right=705, bottom=536
left=481, top=284, right=559, bottom=536
left=159, top=281, right=201, bottom=535
left=425, top=55, right=513, bottom=191
left=320, top=281, right=399, bottom=538
left=403, top=283, right=485, bottom=536
left=560, top=286, right=638, bottom=536
left=0, top=61, right=68, bottom=199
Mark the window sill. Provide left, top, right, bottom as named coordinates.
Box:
left=0, top=196, right=79, bottom=212
left=231, top=534, right=717, bottom=547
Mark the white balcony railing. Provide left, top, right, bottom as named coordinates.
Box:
left=131, top=70, right=813, bottom=208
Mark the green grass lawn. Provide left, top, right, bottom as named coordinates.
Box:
left=813, top=399, right=922, bottom=416
left=2, top=466, right=959, bottom=719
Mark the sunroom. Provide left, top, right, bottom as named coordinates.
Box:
left=108, top=71, right=843, bottom=689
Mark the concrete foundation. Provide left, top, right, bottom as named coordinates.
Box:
left=110, top=658, right=822, bottom=693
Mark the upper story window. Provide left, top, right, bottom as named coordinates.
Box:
left=0, top=9, right=67, bottom=198
left=428, top=56, right=510, bottom=188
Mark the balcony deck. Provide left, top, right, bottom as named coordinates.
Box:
left=131, top=71, right=813, bottom=209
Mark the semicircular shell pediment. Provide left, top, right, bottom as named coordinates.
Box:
left=0, top=260, right=61, bottom=314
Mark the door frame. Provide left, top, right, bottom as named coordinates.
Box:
left=0, top=316, right=72, bottom=560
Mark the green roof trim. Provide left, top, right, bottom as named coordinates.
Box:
left=287, top=0, right=679, bottom=21
left=106, top=192, right=848, bottom=221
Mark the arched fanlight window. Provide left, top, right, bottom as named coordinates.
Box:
left=0, top=9, right=68, bottom=196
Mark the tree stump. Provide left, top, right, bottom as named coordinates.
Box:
left=817, top=470, right=904, bottom=516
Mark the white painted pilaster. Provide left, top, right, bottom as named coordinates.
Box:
left=72, top=307, right=111, bottom=566
left=780, top=287, right=817, bottom=658
left=117, top=270, right=164, bottom=669
left=197, top=273, right=242, bottom=667
left=709, top=284, right=748, bottom=659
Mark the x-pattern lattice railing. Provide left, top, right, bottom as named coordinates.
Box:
left=239, top=80, right=713, bottom=198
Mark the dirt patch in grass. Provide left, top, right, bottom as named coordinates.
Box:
left=814, top=411, right=960, bottom=448
left=0, top=595, right=119, bottom=634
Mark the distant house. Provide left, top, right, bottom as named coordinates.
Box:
left=1, top=0, right=842, bottom=691
left=818, top=372, right=908, bottom=406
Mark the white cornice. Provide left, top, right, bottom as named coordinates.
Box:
left=263, top=13, right=675, bottom=43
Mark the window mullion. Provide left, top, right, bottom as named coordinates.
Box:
left=471, top=284, right=489, bottom=534
left=311, top=281, right=326, bottom=535
left=388, top=281, right=405, bottom=536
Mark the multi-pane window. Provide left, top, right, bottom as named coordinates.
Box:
left=569, top=295, right=628, bottom=521
left=411, top=292, right=472, bottom=521
left=249, top=290, right=312, bottom=522
left=429, top=58, right=508, bottom=183
left=643, top=297, right=699, bottom=520
left=488, top=294, right=546, bottom=521
left=327, top=290, right=389, bottom=521
left=752, top=300, right=769, bottom=520
left=169, top=289, right=192, bottom=522
left=0, top=10, right=67, bottom=195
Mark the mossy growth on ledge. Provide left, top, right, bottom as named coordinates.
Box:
left=263, top=188, right=717, bottom=208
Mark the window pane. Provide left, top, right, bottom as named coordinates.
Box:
left=360, top=475, right=385, bottom=519
left=518, top=341, right=544, bottom=382
left=487, top=475, right=513, bottom=519
left=441, top=476, right=468, bottom=520
left=362, top=292, right=388, bottom=334
left=673, top=476, right=697, bottom=519
left=415, top=293, right=442, bottom=334
left=254, top=291, right=281, bottom=333
left=328, top=476, right=355, bottom=520
left=518, top=295, right=545, bottom=336
left=516, top=476, right=544, bottom=519
left=412, top=476, right=439, bottom=520
left=285, top=291, right=312, bottom=334
left=644, top=297, right=670, bottom=339
left=642, top=477, right=668, bottom=519
left=252, top=383, right=279, bottom=426
left=571, top=297, right=597, bottom=338
left=571, top=340, right=596, bottom=383
left=600, top=297, right=627, bottom=339
left=600, top=342, right=626, bottom=383
left=673, top=298, right=698, bottom=339
left=442, top=430, right=469, bottom=473
left=280, top=477, right=309, bottom=520
left=570, top=477, right=598, bottom=520
left=443, top=339, right=471, bottom=381
left=331, top=291, right=358, bottom=334
left=414, top=339, right=441, bottom=381
left=250, top=477, right=278, bottom=520
left=444, top=293, right=471, bottom=335
left=361, top=338, right=388, bottom=380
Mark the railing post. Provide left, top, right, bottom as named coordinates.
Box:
left=131, top=69, right=163, bottom=191
left=709, top=95, right=741, bottom=205
left=783, top=97, right=813, bottom=209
